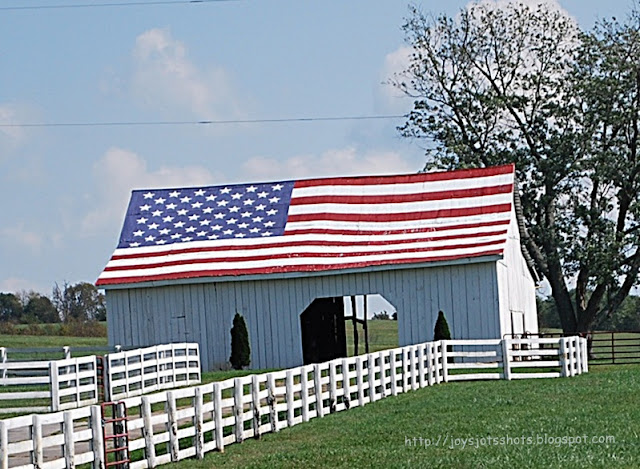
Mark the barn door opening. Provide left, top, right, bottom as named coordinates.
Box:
left=300, top=297, right=347, bottom=365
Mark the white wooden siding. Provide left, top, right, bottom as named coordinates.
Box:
left=106, top=261, right=502, bottom=371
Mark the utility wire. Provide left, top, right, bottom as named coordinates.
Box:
left=0, top=0, right=236, bottom=11
left=0, top=115, right=406, bottom=128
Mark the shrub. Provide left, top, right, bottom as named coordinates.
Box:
left=230, top=313, right=251, bottom=370
left=434, top=310, right=452, bottom=341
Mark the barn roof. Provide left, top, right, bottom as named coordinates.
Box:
left=96, top=164, right=515, bottom=287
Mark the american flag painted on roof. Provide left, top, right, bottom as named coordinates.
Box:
left=96, top=164, right=515, bottom=286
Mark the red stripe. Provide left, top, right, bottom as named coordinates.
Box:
left=102, top=240, right=505, bottom=273
left=286, top=203, right=512, bottom=223
left=293, top=164, right=514, bottom=188
left=284, top=219, right=510, bottom=237
left=109, top=219, right=511, bottom=261
left=96, top=249, right=504, bottom=286
left=290, top=184, right=513, bottom=206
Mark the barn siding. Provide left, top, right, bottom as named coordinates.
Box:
left=106, top=260, right=503, bottom=371
left=496, top=212, right=538, bottom=337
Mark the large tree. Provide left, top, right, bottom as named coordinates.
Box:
left=53, top=282, right=106, bottom=322
left=393, top=2, right=640, bottom=334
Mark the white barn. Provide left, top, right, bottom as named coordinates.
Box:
left=97, top=164, right=538, bottom=370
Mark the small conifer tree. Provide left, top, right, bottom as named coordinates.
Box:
left=230, top=313, right=251, bottom=369
left=434, top=310, right=452, bottom=341
left=434, top=310, right=453, bottom=363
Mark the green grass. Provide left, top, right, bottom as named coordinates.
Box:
left=345, top=319, right=398, bottom=356
left=168, top=365, right=640, bottom=469
left=0, top=334, right=107, bottom=349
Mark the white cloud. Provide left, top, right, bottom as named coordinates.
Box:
left=0, top=223, right=44, bottom=254
left=242, top=147, right=415, bottom=181
left=376, top=46, right=414, bottom=113
left=81, top=147, right=220, bottom=235
left=131, top=28, right=243, bottom=119
left=0, top=278, right=51, bottom=296
left=0, top=103, right=33, bottom=153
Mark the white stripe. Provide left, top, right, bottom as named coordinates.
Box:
left=291, top=173, right=513, bottom=198
left=109, top=219, right=510, bottom=257
left=287, top=193, right=512, bottom=215
left=285, top=210, right=511, bottom=232
left=103, top=233, right=509, bottom=269
left=97, top=242, right=507, bottom=280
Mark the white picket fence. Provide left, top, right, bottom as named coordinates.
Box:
left=0, top=343, right=201, bottom=415
left=104, top=343, right=202, bottom=401
left=0, top=356, right=99, bottom=414
left=0, top=336, right=587, bottom=469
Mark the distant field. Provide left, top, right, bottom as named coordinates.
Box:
left=345, top=319, right=398, bottom=355
left=0, top=334, right=107, bottom=349
left=170, top=365, right=640, bottom=469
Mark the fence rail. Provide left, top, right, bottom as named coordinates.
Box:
left=0, top=336, right=587, bottom=469
left=506, top=331, right=640, bottom=365
left=104, top=343, right=202, bottom=401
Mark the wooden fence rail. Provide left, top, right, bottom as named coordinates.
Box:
left=0, top=337, right=588, bottom=469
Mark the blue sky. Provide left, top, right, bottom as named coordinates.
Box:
left=0, top=0, right=635, bottom=295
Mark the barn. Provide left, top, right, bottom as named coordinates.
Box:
left=96, top=164, right=538, bottom=370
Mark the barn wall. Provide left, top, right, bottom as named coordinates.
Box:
left=496, top=212, right=539, bottom=337
left=106, top=261, right=502, bottom=371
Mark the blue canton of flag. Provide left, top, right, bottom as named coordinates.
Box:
left=118, top=181, right=295, bottom=248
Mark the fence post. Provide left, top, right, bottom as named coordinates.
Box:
left=252, top=375, right=262, bottom=437
left=166, top=391, right=179, bottom=461
left=195, top=387, right=204, bottom=459
left=560, top=338, right=569, bottom=377
left=378, top=352, right=387, bottom=399
left=286, top=370, right=295, bottom=426
left=434, top=343, right=442, bottom=384
left=418, top=345, right=426, bottom=388
left=0, top=420, right=8, bottom=469
left=410, top=346, right=419, bottom=391
left=312, top=365, right=324, bottom=418
left=267, top=373, right=280, bottom=430
left=300, top=366, right=310, bottom=421
left=141, top=396, right=156, bottom=467
left=90, top=405, right=105, bottom=469
left=390, top=350, right=397, bottom=396
left=582, top=338, right=589, bottom=374
left=50, top=360, right=60, bottom=412
left=440, top=341, right=449, bottom=383
left=426, top=343, right=434, bottom=386
left=0, top=348, right=6, bottom=382
left=63, top=411, right=75, bottom=469
left=367, top=354, right=377, bottom=402
left=32, top=414, right=43, bottom=468
left=341, top=359, right=351, bottom=409
left=501, top=339, right=512, bottom=381
left=234, top=378, right=244, bottom=442
left=213, top=383, right=224, bottom=452
left=356, top=356, right=365, bottom=405
left=328, top=361, right=337, bottom=413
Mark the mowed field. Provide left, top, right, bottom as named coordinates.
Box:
left=171, top=365, right=640, bottom=469
left=2, top=324, right=639, bottom=468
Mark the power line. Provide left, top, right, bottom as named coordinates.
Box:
left=0, top=0, right=236, bottom=11
left=0, top=115, right=406, bottom=128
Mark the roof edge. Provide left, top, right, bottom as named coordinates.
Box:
left=98, top=254, right=503, bottom=291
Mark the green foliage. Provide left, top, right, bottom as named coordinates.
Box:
left=24, top=294, right=60, bottom=324
left=434, top=310, right=452, bottom=341
left=372, top=311, right=391, bottom=320
left=53, top=282, right=106, bottom=322
left=229, top=313, right=250, bottom=370
left=393, top=3, right=640, bottom=335
left=0, top=293, right=22, bottom=321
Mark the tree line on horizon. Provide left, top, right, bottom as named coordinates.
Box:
left=0, top=282, right=106, bottom=325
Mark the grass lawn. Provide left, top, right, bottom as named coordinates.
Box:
left=170, top=365, right=640, bottom=469
left=0, top=334, right=107, bottom=349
